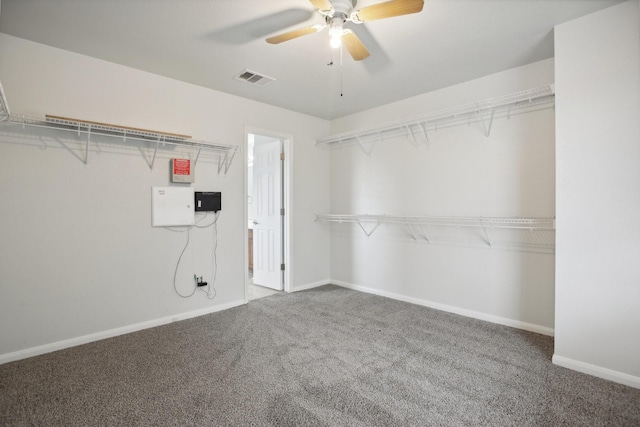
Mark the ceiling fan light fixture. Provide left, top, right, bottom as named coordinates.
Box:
left=329, top=30, right=342, bottom=49
left=328, top=16, right=344, bottom=49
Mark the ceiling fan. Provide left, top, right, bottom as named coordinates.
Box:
left=266, top=0, right=425, bottom=61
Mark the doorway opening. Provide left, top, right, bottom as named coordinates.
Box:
left=246, top=130, right=291, bottom=301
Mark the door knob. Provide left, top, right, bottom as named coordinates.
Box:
left=253, top=220, right=260, bottom=225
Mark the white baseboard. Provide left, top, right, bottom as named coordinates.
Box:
left=290, top=279, right=331, bottom=293
left=552, top=354, right=640, bottom=389
left=0, top=299, right=246, bottom=365
left=332, top=280, right=555, bottom=337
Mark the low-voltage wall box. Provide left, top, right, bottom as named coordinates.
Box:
left=195, top=192, right=221, bottom=212
left=151, top=187, right=195, bottom=227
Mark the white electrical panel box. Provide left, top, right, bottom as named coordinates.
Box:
left=151, top=187, right=195, bottom=227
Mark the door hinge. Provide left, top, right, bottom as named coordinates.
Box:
left=281, top=263, right=285, bottom=271
left=280, top=153, right=285, bottom=161
left=281, top=208, right=285, bottom=215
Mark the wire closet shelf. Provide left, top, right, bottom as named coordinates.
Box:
left=2, top=113, right=239, bottom=174
left=316, top=85, right=555, bottom=151
left=316, top=214, right=556, bottom=252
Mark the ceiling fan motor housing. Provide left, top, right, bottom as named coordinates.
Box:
left=327, top=0, right=355, bottom=35
left=330, top=0, right=357, bottom=18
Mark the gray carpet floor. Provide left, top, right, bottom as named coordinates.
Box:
left=1, top=285, right=639, bottom=426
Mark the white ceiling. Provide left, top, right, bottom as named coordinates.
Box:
left=0, top=0, right=624, bottom=120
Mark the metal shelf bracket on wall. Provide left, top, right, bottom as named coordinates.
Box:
left=0, top=80, right=10, bottom=122
left=355, top=216, right=381, bottom=237
left=481, top=223, right=495, bottom=247
left=355, top=134, right=375, bottom=156
left=405, top=122, right=418, bottom=147
left=418, top=121, right=430, bottom=147
left=481, top=108, right=496, bottom=138
left=405, top=222, right=431, bottom=242
left=148, top=136, right=165, bottom=171
left=84, top=125, right=91, bottom=165
left=217, top=147, right=237, bottom=175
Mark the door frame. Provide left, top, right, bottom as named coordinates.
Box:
left=244, top=126, right=293, bottom=301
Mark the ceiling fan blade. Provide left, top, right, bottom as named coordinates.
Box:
left=309, top=0, right=333, bottom=11
left=353, top=0, right=424, bottom=22
left=266, top=25, right=323, bottom=44
left=342, top=30, right=370, bottom=61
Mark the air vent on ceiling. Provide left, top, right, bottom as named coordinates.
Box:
left=233, top=69, right=276, bottom=88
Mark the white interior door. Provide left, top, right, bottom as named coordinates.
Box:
left=252, top=139, right=282, bottom=290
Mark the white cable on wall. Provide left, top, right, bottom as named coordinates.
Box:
left=172, top=228, right=196, bottom=298
left=167, top=211, right=221, bottom=299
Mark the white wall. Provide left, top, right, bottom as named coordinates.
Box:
left=0, top=33, right=330, bottom=361
left=327, top=59, right=556, bottom=334
left=554, top=0, right=640, bottom=388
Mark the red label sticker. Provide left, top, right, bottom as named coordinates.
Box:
left=173, top=159, right=190, bottom=175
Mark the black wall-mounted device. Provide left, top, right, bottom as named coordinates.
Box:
left=194, top=192, right=221, bottom=212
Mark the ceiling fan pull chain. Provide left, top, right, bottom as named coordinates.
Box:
left=340, top=42, right=344, bottom=97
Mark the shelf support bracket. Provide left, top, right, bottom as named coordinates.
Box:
left=405, top=223, right=418, bottom=241
left=84, top=125, right=91, bottom=165
left=193, top=146, right=202, bottom=168
left=355, top=135, right=374, bottom=156
left=418, top=224, right=430, bottom=243
left=481, top=108, right=496, bottom=138
left=418, top=122, right=430, bottom=147
left=149, top=136, right=163, bottom=171
left=224, top=147, right=237, bottom=174
left=217, top=151, right=228, bottom=174
left=356, top=218, right=381, bottom=237
left=405, top=223, right=431, bottom=242
left=217, top=147, right=237, bottom=175
left=405, top=123, right=419, bottom=147
left=482, top=226, right=494, bottom=248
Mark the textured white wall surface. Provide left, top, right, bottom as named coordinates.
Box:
left=328, top=59, right=557, bottom=333
left=0, top=33, right=330, bottom=360
left=554, top=0, right=640, bottom=387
